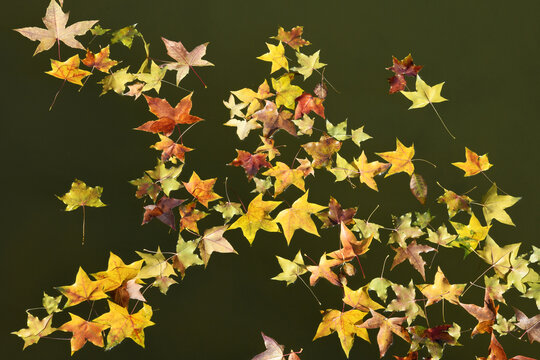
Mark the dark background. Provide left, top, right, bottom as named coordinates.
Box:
left=2, top=0, right=539, bottom=359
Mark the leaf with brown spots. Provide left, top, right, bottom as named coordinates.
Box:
left=151, top=134, right=193, bottom=163
left=302, top=134, right=341, bottom=169
left=307, top=253, right=342, bottom=286
left=58, top=313, right=108, bottom=354
left=437, top=185, right=473, bottom=218
left=179, top=201, right=208, bottom=234
left=252, top=100, right=297, bottom=137
left=356, top=309, right=410, bottom=358
left=391, top=240, right=436, bottom=280
left=316, top=196, right=357, bottom=228
left=272, top=26, right=311, bottom=50
left=386, top=54, right=423, bottom=94
left=142, top=196, right=184, bottom=229
left=410, top=173, right=427, bottom=205
left=82, top=45, right=118, bottom=73
left=452, top=147, right=493, bottom=177
left=230, top=150, right=272, bottom=181
left=262, top=161, right=305, bottom=197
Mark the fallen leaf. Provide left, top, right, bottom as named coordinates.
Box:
left=161, top=37, right=213, bottom=85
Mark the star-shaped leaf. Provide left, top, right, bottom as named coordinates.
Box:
left=98, top=66, right=135, bottom=95
left=391, top=240, right=436, bottom=280
left=92, top=252, right=143, bottom=292
left=223, top=94, right=248, bottom=118
left=351, top=126, right=372, bottom=147
left=262, top=161, right=305, bottom=197
left=326, top=119, right=348, bottom=141
left=198, top=225, right=237, bottom=266
left=136, top=247, right=176, bottom=280
left=145, top=159, right=183, bottom=196
left=514, top=308, right=540, bottom=343
left=59, top=313, right=108, bottom=354
left=272, top=26, right=310, bottom=50
left=452, top=147, right=493, bottom=176
left=426, top=225, right=457, bottom=247
left=161, top=37, right=213, bottom=85
left=142, top=196, right=184, bottom=229
left=183, top=172, right=222, bottom=208
left=386, top=281, right=425, bottom=324
left=353, top=151, right=390, bottom=191
left=342, top=285, right=384, bottom=312
left=255, top=136, right=281, bottom=160
left=93, top=301, right=154, bottom=349
left=416, top=267, right=465, bottom=306
left=437, top=185, right=473, bottom=218
left=110, top=24, right=140, bottom=48
left=400, top=75, right=447, bottom=109
left=386, top=54, right=423, bottom=94
left=14, top=0, right=98, bottom=55
left=376, top=138, right=415, bottom=177
left=356, top=309, right=410, bottom=358
left=328, top=223, right=372, bottom=262
left=477, top=236, right=521, bottom=278
left=272, top=251, right=307, bottom=286
left=316, top=196, right=357, bottom=228
left=135, top=61, right=167, bottom=93
left=294, top=93, right=325, bottom=119
left=56, top=267, right=108, bottom=307
left=302, top=134, right=341, bottom=169
left=274, top=191, right=327, bottom=244
left=213, top=201, right=244, bottom=223
left=173, top=235, right=203, bottom=279
left=252, top=332, right=286, bottom=360
left=257, top=42, right=288, bottom=73
left=482, top=183, right=521, bottom=226
left=272, top=73, right=304, bottom=109
left=151, top=134, right=193, bottom=163
left=231, top=80, right=273, bottom=116
left=313, top=309, right=369, bottom=358
left=82, top=45, right=118, bottom=73
left=178, top=201, right=208, bottom=234
left=230, top=150, right=272, bottom=181
left=57, top=179, right=106, bottom=211
left=459, top=287, right=498, bottom=337
left=11, top=313, right=56, bottom=349
left=293, top=114, right=314, bottom=135
left=449, top=212, right=491, bottom=253
left=224, top=118, right=262, bottom=140
left=291, top=50, right=326, bottom=80
left=46, top=54, right=92, bottom=85
left=252, top=100, right=297, bottom=137
left=228, top=194, right=281, bottom=244
left=307, top=253, right=342, bottom=286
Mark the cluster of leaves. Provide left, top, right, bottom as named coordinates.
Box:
left=12, top=2, right=539, bottom=358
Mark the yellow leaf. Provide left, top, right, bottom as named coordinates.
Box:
left=452, top=147, right=493, bottom=177
left=400, top=75, right=447, bottom=109
left=376, top=139, right=415, bottom=177
left=271, top=73, right=303, bottom=109
left=257, top=42, right=288, bottom=73
left=45, top=55, right=91, bottom=86
left=228, top=194, right=281, bottom=244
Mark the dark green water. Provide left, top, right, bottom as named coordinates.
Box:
left=2, top=0, right=539, bottom=359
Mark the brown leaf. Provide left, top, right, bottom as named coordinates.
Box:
left=410, top=173, right=427, bottom=205
left=391, top=241, right=435, bottom=280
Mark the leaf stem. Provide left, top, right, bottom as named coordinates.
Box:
left=429, top=101, right=456, bottom=139
left=297, top=274, right=322, bottom=306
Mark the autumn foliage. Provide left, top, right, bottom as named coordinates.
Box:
left=12, top=1, right=539, bottom=359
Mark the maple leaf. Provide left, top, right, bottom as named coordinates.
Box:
left=135, top=61, right=167, bottom=93
left=342, top=285, right=384, bottom=312
left=257, top=42, right=288, bottom=73
left=416, top=267, right=465, bottom=306
left=294, top=93, right=325, bottom=119
left=198, top=225, right=237, bottom=266
left=477, top=333, right=536, bottom=360
left=252, top=332, right=285, bottom=360
left=352, top=219, right=383, bottom=242
left=275, top=191, right=327, bottom=244
left=161, top=37, right=213, bottom=85
left=296, top=158, right=315, bottom=177
left=302, top=134, right=341, bottom=169
left=329, top=223, right=372, bottom=262
left=42, top=292, right=62, bottom=314
left=437, top=185, right=472, bottom=218
left=307, top=253, right=342, bottom=286
left=151, top=134, right=193, bottom=163
left=57, top=179, right=106, bottom=210
left=46, top=54, right=92, bottom=85
left=110, top=24, right=141, bottom=48
left=452, top=147, right=493, bottom=176
left=291, top=50, right=326, bottom=80
left=98, top=66, right=136, bottom=95
left=477, top=236, right=521, bottom=278
left=484, top=275, right=509, bottom=304
left=386, top=54, right=423, bottom=94
left=376, top=138, right=415, bottom=177
left=449, top=212, right=491, bottom=252
left=129, top=174, right=161, bottom=202
left=231, top=80, right=273, bottom=116
left=252, top=100, right=297, bottom=137
left=272, top=26, right=311, bottom=50
left=90, top=24, right=109, bottom=36
left=252, top=177, right=273, bottom=194
left=183, top=171, right=222, bottom=208
left=11, top=313, right=56, bottom=349
left=59, top=313, right=108, bottom=354
left=224, top=118, right=262, bottom=140
left=228, top=194, right=281, bottom=244
left=178, top=201, right=208, bottom=234
left=145, top=159, right=183, bottom=196
left=56, top=267, right=108, bottom=307
left=329, top=153, right=357, bottom=182
left=262, top=162, right=305, bottom=197
left=223, top=94, right=248, bottom=118
left=93, top=300, right=154, bottom=349
left=316, top=196, right=357, bottom=228
left=92, top=252, right=144, bottom=292
left=356, top=309, right=410, bottom=358
left=459, top=287, right=498, bottom=337
left=353, top=151, right=390, bottom=191
left=426, top=225, right=457, bottom=247
left=388, top=213, right=424, bottom=247
left=386, top=281, right=425, bottom=324
left=272, top=73, right=304, bottom=109
left=391, top=240, right=436, bottom=280
left=14, top=0, right=97, bottom=56
left=142, top=196, right=184, bottom=229
left=293, top=114, right=314, bottom=135
left=136, top=93, right=203, bottom=136
left=313, top=309, right=369, bottom=358
left=351, top=126, right=372, bottom=147
left=327, top=119, right=348, bottom=141
left=110, top=279, right=146, bottom=308
left=369, top=277, right=393, bottom=302
left=136, top=247, right=176, bottom=280
left=400, top=75, right=447, bottom=109
left=213, top=201, right=244, bottom=223
left=173, top=235, right=203, bottom=278
left=482, top=183, right=521, bottom=226
left=82, top=45, right=118, bottom=73
left=230, top=150, right=272, bottom=181
left=272, top=251, right=307, bottom=285
left=408, top=323, right=461, bottom=360
left=255, top=136, right=281, bottom=161
left=514, top=308, right=540, bottom=343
